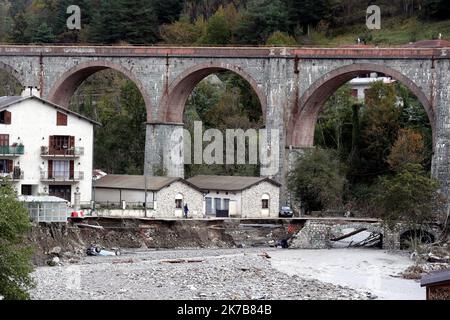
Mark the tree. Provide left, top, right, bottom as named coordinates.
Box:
left=359, top=81, right=401, bottom=181
left=266, top=31, right=297, bottom=46
left=373, top=164, right=445, bottom=227
left=287, top=148, right=347, bottom=213
left=285, top=0, right=331, bottom=36
left=235, top=0, right=289, bottom=44
left=200, top=6, right=232, bottom=45
left=160, top=16, right=205, bottom=44
left=32, top=23, right=56, bottom=43
left=0, top=181, right=34, bottom=300
left=387, top=128, right=425, bottom=171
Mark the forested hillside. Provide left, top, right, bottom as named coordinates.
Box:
left=0, top=0, right=448, bottom=45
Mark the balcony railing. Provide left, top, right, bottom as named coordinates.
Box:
left=41, top=146, right=84, bottom=157
left=40, top=171, right=84, bottom=181
left=0, top=171, right=24, bottom=181
left=0, top=145, right=25, bottom=156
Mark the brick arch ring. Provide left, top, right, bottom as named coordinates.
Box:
left=157, top=62, right=267, bottom=123
left=0, top=61, right=25, bottom=88
left=286, top=63, right=434, bottom=147
left=47, top=60, right=153, bottom=121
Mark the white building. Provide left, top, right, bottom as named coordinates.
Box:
left=187, top=175, right=281, bottom=218
left=0, top=91, right=98, bottom=204
left=349, top=73, right=396, bottom=102
left=93, top=175, right=205, bottom=219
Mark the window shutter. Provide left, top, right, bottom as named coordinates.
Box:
left=69, top=136, right=75, bottom=149
left=70, top=160, right=74, bottom=179
left=7, top=160, right=13, bottom=173
left=57, top=112, right=68, bottom=126
left=4, top=111, right=11, bottom=124
left=48, top=160, right=53, bottom=179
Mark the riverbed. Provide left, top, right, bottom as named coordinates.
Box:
left=30, top=247, right=423, bottom=300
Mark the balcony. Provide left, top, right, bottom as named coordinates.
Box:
left=40, top=171, right=84, bottom=183
left=41, top=146, right=84, bottom=158
left=0, top=145, right=25, bottom=157
left=0, top=170, right=24, bottom=181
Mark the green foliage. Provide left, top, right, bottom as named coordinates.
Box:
left=358, top=81, right=401, bottom=181
left=93, top=79, right=147, bottom=174
left=266, top=31, right=297, bottom=46
left=288, top=148, right=347, bottom=213
left=235, top=0, right=289, bottom=44
left=32, top=22, right=55, bottom=43
left=199, top=6, right=232, bottom=45
left=183, top=72, right=263, bottom=178
left=0, top=180, right=34, bottom=300
left=372, top=164, right=445, bottom=227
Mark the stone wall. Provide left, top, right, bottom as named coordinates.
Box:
left=154, top=181, right=204, bottom=218
left=241, top=181, right=280, bottom=218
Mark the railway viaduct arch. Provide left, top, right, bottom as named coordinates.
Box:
left=1, top=45, right=449, bottom=202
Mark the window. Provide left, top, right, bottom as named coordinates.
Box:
left=0, top=111, right=11, bottom=124
left=0, top=134, right=9, bottom=146
left=52, top=160, right=70, bottom=179
left=49, top=136, right=74, bottom=155
left=0, top=159, right=12, bottom=174
left=262, top=194, right=270, bottom=209
left=56, top=112, right=68, bottom=126
left=175, top=194, right=183, bottom=209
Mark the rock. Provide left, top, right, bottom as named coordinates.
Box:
left=47, top=256, right=60, bottom=266
left=49, top=246, right=62, bottom=256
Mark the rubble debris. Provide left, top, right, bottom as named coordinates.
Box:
left=161, top=259, right=204, bottom=264
left=75, top=223, right=104, bottom=230
left=113, top=258, right=135, bottom=264
left=259, top=252, right=271, bottom=259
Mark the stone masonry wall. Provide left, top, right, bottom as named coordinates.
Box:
left=154, top=181, right=204, bottom=219
left=241, top=181, right=280, bottom=218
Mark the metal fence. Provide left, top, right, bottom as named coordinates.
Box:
left=0, top=145, right=25, bottom=155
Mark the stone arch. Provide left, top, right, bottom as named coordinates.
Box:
left=287, top=63, right=434, bottom=147
left=0, top=61, right=24, bottom=90
left=47, top=60, right=153, bottom=121
left=157, top=62, right=267, bottom=123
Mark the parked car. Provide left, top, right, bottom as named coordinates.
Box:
left=279, top=206, right=294, bottom=218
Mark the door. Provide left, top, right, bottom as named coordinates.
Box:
left=205, top=197, right=213, bottom=215
left=49, top=185, right=71, bottom=202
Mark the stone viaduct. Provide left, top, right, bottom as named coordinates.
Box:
left=1, top=44, right=449, bottom=203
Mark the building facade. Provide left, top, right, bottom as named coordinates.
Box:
left=0, top=92, right=97, bottom=204
left=94, top=175, right=205, bottom=218
left=187, top=175, right=281, bottom=218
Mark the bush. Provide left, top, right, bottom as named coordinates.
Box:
left=0, top=180, right=34, bottom=300
left=372, top=164, right=445, bottom=228
left=287, top=148, right=347, bottom=213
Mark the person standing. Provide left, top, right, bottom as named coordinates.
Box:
left=183, top=203, right=189, bottom=219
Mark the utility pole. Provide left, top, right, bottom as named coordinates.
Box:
left=144, top=175, right=148, bottom=217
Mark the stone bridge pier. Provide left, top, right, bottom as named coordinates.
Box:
left=0, top=45, right=450, bottom=206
